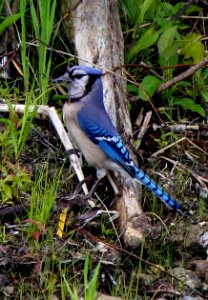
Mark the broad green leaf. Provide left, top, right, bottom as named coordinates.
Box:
left=1, top=184, right=12, bottom=201
left=176, top=81, right=192, bottom=88
left=172, top=80, right=192, bottom=94
left=201, top=91, right=208, bottom=102
left=172, top=2, right=187, bottom=15
left=127, top=84, right=138, bottom=94
left=163, top=43, right=178, bottom=60
left=138, top=75, right=161, bottom=101
left=203, top=69, right=208, bottom=80
left=126, top=27, right=160, bottom=62
left=181, top=33, right=205, bottom=64
left=154, top=3, right=177, bottom=26
left=158, top=26, right=177, bottom=55
left=159, top=43, right=179, bottom=70
left=183, top=42, right=204, bottom=64
left=156, top=3, right=173, bottom=18
left=173, top=98, right=206, bottom=117
left=186, top=4, right=202, bottom=15
left=0, top=13, right=21, bottom=34
left=122, top=0, right=141, bottom=23
left=139, top=0, right=154, bottom=23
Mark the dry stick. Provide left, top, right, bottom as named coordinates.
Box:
left=135, top=111, right=152, bottom=150
left=181, top=15, right=208, bottom=19
left=157, top=56, right=208, bottom=93
left=152, top=123, right=208, bottom=135
left=151, top=137, right=186, bottom=158
left=161, top=156, right=208, bottom=188
left=151, top=136, right=208, bottom=158
left=47, top=107, right=89, bottom=195
left=139, top=61, right=165, bottom=80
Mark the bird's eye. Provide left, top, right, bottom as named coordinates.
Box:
left=69, top=72, right=86, bottom=79
left=75, top=74, right=84, bottom=79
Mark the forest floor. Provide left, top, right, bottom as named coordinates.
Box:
left=0, top=115, right=208, bottom=300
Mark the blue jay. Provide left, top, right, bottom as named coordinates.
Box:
left=52, top=65, right=182, bottom=212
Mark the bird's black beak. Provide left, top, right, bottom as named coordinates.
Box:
left=51, top=72, right=70, bottom=83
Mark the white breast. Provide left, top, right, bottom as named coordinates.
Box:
left=63, top=102, right=107, bottom=170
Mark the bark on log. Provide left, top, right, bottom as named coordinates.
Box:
left=60, top=0, right=145, bottom=247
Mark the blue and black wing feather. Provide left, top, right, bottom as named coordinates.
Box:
left=77, top=109, right=136, bottom=175
left=77, top=110, right=182, bottom=211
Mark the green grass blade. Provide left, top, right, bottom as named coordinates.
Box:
left=0, top=13, right=21, bottom=34
left=20, top=0, right=29, bottom=92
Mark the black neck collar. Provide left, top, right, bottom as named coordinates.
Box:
left=68, top=74, right=101, bottom=103
left=67, top=97, right=81, bottom=103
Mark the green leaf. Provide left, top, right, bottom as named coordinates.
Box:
left=1, top=184, right=12, bottom=201
left=186, top=4, right=202, bottom=15
left=172, top=2, right=187, bottom=15
left=29, top=0, right=40, bottom=39
left=139, top=0, right=154, bottom=23
left=86, top=260, right=100, bottom=299
left=181, top=33, right=205, bottom=64
left=176, top=81, right=192, bottom=88
left=173, top=98, right=206, bottom=117
left=158, top=26, right=177, bottom=55
left=154, top=3, right=174, bottom=26
left=159, top=43, right=179, bottom=69
left=122, top=0, right=141, bottom=24
left=126, top=27, right=160, bottom=62
left=203, top=69, right=208, bottom=80
left=138, top=75, right=161, bottom=101
left=127, top=84, right=138, bottom=94
left=0, top=13, right=21, bottom=35
left=201, top=91, right=208, bottom=102
left=0, top=117, right=18, bottom=156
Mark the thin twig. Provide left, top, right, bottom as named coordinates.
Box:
left=152, top=123, right=208, bottom=136
left=135, top=111, right=152, bottom=150
left=151, top=136, right=208, bottom=158
left=161, top=156, right=208, bottom=188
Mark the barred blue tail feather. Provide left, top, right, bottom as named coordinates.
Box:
left=96, top=135, right=183, bottom=211
left=134, top=166, right=182, bottom=211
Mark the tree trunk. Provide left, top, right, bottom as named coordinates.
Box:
left=60, top=0, right=146, bottom=247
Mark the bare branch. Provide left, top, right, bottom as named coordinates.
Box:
left=157, top=56, right=208, bottom=93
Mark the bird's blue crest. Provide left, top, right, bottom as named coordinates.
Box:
left=68, top=65, right=102, bottom=76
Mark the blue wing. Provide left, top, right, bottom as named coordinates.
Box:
left=77, top=109, right=182, bottom=211
left=77, top=108, right=136, bottom=176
